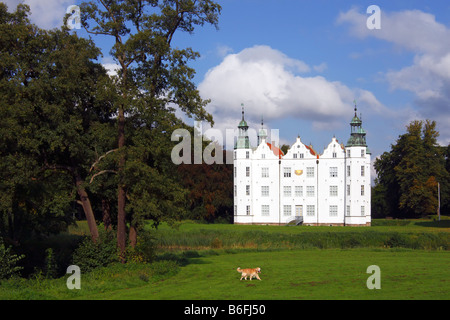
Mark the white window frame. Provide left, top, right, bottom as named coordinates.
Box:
left=307, top=205, right=315, bottom=216
left=261, top=167, right=269, bottom=178
left=295, top=186, right=303, bottom=197
left=261, top=205, right=270, bottom=216
left=283, top=186, right=292, bottom=197
left=329, top=205, right=338, bottom=217
left=283, top=205, right=292, bottom=216
left=330, top=185, right=338, bottom=197
left=330, top=167, right=338, bottom=178
left=284, top=167, right=291, bottom=178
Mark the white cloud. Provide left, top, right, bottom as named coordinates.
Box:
left=338, top=8, right=450, bottom=145
left=216, top=44, right=233, bottom=58
left=313, top=62, right=327, bottom=73
left=337, top=7, right=450, bottom=56
left=198, top=45, right=383, bottom=140
left=4, top=0, right=73, bottom=29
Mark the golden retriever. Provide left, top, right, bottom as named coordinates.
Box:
left=237, top=267, right=261, bottom=281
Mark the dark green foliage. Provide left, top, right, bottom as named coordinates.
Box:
left=72, top=230, right=118, bottom=272
left=0, top=240, right=25, bottom=280
left=44, top=248, right=58, bottom=279
left=0, top=2, right=115, bottom=243
left=374, top=120, right=450, bottom=218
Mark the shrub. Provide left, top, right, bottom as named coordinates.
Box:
left=44, top=248, right=57, bottom=279
left=72, top=230, right=117, bottom=273
left=0, top=240, right=25, bottom=280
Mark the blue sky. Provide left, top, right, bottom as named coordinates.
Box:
left=4, top=0, right=450, bottom=176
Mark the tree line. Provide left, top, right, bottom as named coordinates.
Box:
left=373, top=120, right=450, bottom=219
left=0, top=0, right=232, bottom=265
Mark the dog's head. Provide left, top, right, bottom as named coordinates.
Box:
left=256, top=267, right=261, bottom=273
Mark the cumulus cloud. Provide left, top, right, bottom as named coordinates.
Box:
left=198, top=45, right=383, bottom=140
left=338, top=7, right=450, bottom=144
left=4, top=0, right=73, bottom=29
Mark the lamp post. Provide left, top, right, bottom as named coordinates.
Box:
left=438, top=182, right=441, bottom=222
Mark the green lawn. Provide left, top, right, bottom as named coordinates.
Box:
left=2, top=219, right=449, bottom=300
left=22, top=249, right=449, bottom=300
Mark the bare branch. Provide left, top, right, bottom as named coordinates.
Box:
left=90, top=148, right=118, bottom=172
left=90, top=170, right=117, bottom=184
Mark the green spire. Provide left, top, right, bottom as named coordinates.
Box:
left=346, top=102, right=369, bottom=151
left=257, top=115, right=267, bottom=145
left=235, top=104, right=251, bottom=149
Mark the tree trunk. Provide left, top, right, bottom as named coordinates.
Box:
left=117, top=105, right=127, bottom=261
left=101, top=199, right=112, bottom=231
left=75, top=175, right=99, bottom=242
left=129, top=225, right=137, bottom=248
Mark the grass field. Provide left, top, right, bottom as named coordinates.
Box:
left=1, top=219, right=449, bottom=300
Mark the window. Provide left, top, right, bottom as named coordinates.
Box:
left=330, top=167, right=338, bottom=178
left=246, top=205, right=251, bottom=215
left=261, top=153, right=265, bottom=159
left=246, top=185, right=250, bottom=196
left=361, top=166, right=365, bottom=177
left=261, top=186, right=269, bottom=197
left=261, top=167, right=269, bottom=178
left=234, top=185, right=237, bottom=197
left=284, top=167, right=291, bottom=178
left=246, top=151, right=249, bottom=159
left=299, top=153, right=304, bottom=159
left=261, top=205, right=270, bottom=216
left=234, top=151, right=237, bottom=160
left=347, top=149, right=351, bottom=158
left=361, top=206, right=365, bottom=216
left=234, top=167, right=236, bottom=178
left=306, top=186, right=315, bottom=197
left=347, top=185, right=351, bottom=196
left=295, top=186, right=303, bottom=197
left=330, top=186, right=338, bottom=197
left=329, top=205, right=338, bottom=217
left=246, top=167, right=250, bottom=177
left=361, top=149, right=365, bottom=157
left=307, top=167, right=314, bottom=178
left=283, top=205, right=292, bottom=216
left=361, top=185, right=365, bottom=196
left=283, top=186, right=292, bottom=197
left=307, top=205, right=315, bottom=216
left=347, top=166, right=351, bottom=177
left=234, top=205, right=237, bottom=215
left=293, top=153, right=297, bottom=159
left=346, top=205, right=350, bottom=216
left=332, top=152, right=337, bottom=158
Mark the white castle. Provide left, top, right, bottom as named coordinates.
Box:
left=233, top=105, right=371, bottom=226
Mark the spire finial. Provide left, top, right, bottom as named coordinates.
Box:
left=353, top=99, right=357, bottom=115
left=241, top=103, right=245, bottom=121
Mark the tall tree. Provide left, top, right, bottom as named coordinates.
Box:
left=79, top=0, right=221, bottom=257
left=374, top=120, right=449, bottom=218
left=0, top=3, right=115, bottom=243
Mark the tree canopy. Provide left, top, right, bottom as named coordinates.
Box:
left=373, top=120, right=449, bottom=218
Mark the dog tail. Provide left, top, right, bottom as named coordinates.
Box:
left=236, top=267, right=242, bottom=273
